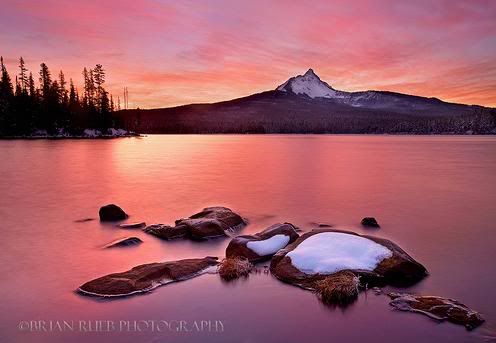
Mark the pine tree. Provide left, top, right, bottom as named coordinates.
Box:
left=18, top=57, right=28, bottom=93
left=0, top=56, right=14, bottom=133
left=58, top=70, right=68, bottom=106
left=15, top=76, right=22, bottom=96
left=0, top=56, right=14, bottom=98
left=39, top=63, right=51, bottom=101
left=28, top=72, right=36, bottom=98
left=69, top=79, right=77, bottom=106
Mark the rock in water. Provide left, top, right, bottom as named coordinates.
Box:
left=144, top=224, right=189, bottom=240
left=226, top=223, right=299, bottom=262
left=75, top=218, right=95, bottom=223
left=103, top=237, right=142, bottom=248
left=144, top=207, right=246, bottom=241
left=118, top=222, right=146, bottom=229
left=361, top=217, right=380, bottom=228
left=78, top=257, right=219, bottom=297
left=99, top=204, right=128, bottom=221
left=271, top=228, right=427, bottom=291
left=388, top=293, right=484, bottom=330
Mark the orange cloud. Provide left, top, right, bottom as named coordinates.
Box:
left=1, top=0, right=495, bottom=108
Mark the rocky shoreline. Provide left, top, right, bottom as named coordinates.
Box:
left=76, top=203, right=485, bottom=330
left=0, top=128, right=140, bottom=139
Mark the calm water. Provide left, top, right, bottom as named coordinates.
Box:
left=1, top=135, right=496, bottom=343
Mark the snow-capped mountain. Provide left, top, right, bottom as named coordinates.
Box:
left=275, top=68, right=464, bottom=112
left=116, top=68, right=493, bottom=134
left=276, top=69, right=345, bottom=99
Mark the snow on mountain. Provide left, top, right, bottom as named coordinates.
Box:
left=275, top=69, right=434, bottom=110
left=276, top=69, right=346, bottom=99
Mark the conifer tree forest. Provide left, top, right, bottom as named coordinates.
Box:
left=0, top=56, right=123, bottom=136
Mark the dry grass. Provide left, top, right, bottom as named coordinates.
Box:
left=218, top=257, right=253, bottom=280
left=314, top=271, right=360, bottom=306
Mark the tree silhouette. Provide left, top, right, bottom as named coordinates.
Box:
left=18, top=57, right=28, bottom=93
left=0, top=56, right=121, bottom=136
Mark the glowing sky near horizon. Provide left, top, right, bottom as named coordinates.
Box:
left=1, top=0, right=495, bottom=108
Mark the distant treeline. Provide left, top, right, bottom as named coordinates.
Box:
left=116, top=92, right=496, bottom=135
left=0, top=56, right=122, bottom=136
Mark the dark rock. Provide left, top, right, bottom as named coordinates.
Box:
left=270, top=228, right=427, bottom=292
left=361, top=217, right=380, bottom=228
left=78, top=257, right=218, bottom=297
left=75, top=218, right=96, bottom=223
left=388, top=293, right=484, bottom=330
left=99, top=204, right=128, bottom=221
left=309, top=221, right=333, bottom=228
left=226, top=223, right=299, bottom=262
left=118, top=222, right=146, bottom=229
left=144, top=224, right=189, bottom=240
left=144, top=207, right=246, bottom=241
left=103, top=237, right=142, bottom=248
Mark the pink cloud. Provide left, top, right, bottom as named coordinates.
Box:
left=1, top=0, right=495, bottom=108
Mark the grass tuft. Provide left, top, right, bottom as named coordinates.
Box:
left=314, top=271, right=360, bottom=306
left=218, top=257, right=253, bottom=280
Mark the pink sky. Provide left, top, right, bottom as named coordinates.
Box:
left=1, top=0, right=495, bottom=108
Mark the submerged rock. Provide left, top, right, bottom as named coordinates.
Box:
left=388, top=293, right=484, bottom=330
left=271, top=229, right=427, bottom=293
left=218, top=257, right=254, bottom=281
left=144, top=207, right=246, bottom=241
left=226, top=223, right=299, bottom=262
left=75, top=218, right=95, bottom=223
left=118, top=222, right=146, bottom=229
left=78, top=257, right=218, bottom=297
left=361, top=217, right=380, bottom=228
left=99, top=204, right=128, bottom=221
left=103, top=237, right=143, bottom=248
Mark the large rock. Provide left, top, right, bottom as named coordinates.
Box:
left=270, top=228, right=427, bottom=291
left=144, top=207, right=246, bottom=241
left=226, top=223, right=299, bottom=262
left=78, top=257, right=218, bottom=297
left=99, top=204, right=128, bottom=221
left=388, top=293, right=484, bottom=330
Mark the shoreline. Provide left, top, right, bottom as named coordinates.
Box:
left=1, top=132, right=495, bottom=139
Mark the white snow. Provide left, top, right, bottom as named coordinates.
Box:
left=108, top=128, right=129, bottom=136
left=83, top=129, right=101, bottom=137
left=247, top=234, right=291, bottom=256
left=286, top=232, right=392, bottom=275
left=277, top=69, right=343, bottom=99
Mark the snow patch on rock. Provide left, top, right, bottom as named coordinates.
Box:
left=287, top=232, right=392, bottom=275
left=247, top=234, right=291, bottom=256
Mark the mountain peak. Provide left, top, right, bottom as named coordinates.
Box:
left=276, top=68, right=339, bottom=99
left=304, top=68, right=317, bottom=77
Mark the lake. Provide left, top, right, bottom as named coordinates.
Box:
left=1, top=135, right=495, bottom=342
